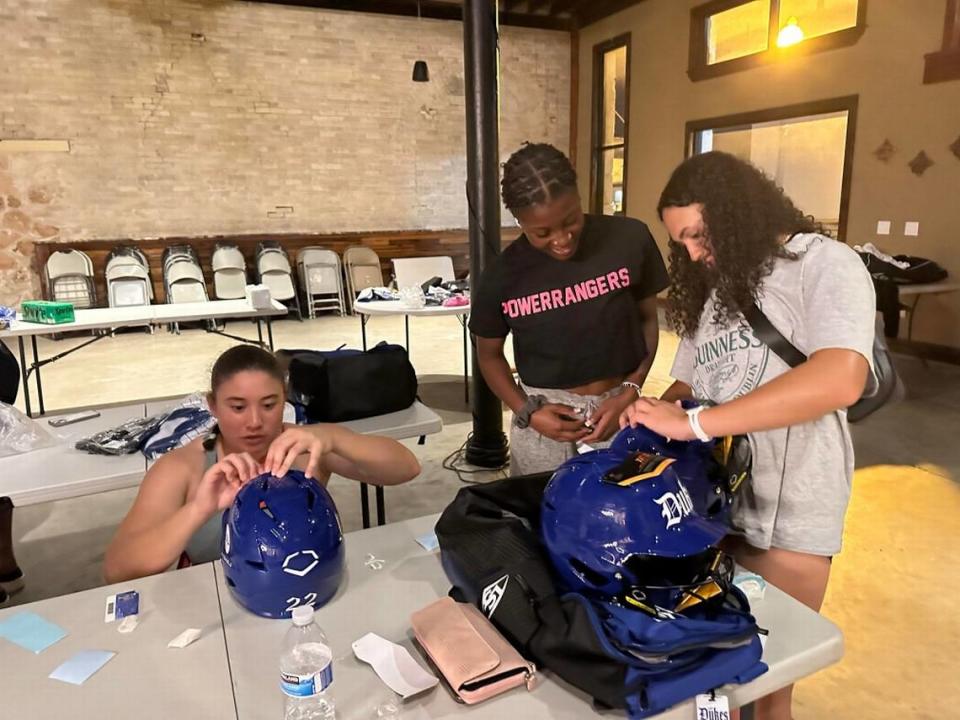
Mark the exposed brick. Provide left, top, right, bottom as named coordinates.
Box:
left=0, top=0, right=569, bottom=305
left=28, top=187, right=51, bottom=204
left=2, top=210, right=31, bottom=233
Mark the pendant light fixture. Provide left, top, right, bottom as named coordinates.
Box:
left=412, top=0, right=429, bottom=82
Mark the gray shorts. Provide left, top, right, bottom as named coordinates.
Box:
left=509, top=382, right=618, bottom=477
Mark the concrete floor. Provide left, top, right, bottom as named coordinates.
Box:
left=3, top=313, right=959, bottom=719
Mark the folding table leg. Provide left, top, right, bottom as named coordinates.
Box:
left=360, top=483, right=371, bottom=529
left=30, top=336, right=45, bottom=416
left=17, top=337, right=33, bottom=418
left=376, top=486, right=386, bottom=526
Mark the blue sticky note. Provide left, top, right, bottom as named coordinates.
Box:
left=415, top=532, right=439, bottom=552
left=0, top=612, right=67, bottom=654
left=49, top=650, right=116, bottom=685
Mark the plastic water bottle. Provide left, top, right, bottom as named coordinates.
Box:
left=281, top=605, right=335, bottom=720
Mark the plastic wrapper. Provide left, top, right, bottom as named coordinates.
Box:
left=0, top=402, right=58, bottom=457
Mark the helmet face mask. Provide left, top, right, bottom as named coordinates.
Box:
left=621, top=549, right=735, bottom=616
left=221, top=471, right=345, bottom=619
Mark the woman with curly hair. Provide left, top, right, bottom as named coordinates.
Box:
left=620, top=151, right=876, bottom=720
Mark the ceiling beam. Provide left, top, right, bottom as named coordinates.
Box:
left=525, top=0, right=555, bottom=15
left=550, top=0, right=580, bottom=14
left=573, top=0, right=645, bottom=28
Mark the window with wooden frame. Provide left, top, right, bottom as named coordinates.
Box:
left=924, top=0, right=960, bottom=83
left=689, top=0, right=867, bottom=81
left=590, top=34, right=630, bottom=216
left=686, top=96, right=858, bottom=241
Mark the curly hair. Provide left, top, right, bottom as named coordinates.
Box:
left=501, top=142, right=578, bottom=215
left=658, top=152, right=822, bottom=338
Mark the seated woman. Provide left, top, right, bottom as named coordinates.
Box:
left=103, top=344, right=421, bottom=583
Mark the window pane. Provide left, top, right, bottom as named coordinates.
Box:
left=602, top=46, right=627, bottom=145
left=706, top=0, right=770, bottom=65
left=692, top=111, right=848, bottom=231
left=601, top=146, right=625, bottom=216
left=777, top=0, right=858, bottom=47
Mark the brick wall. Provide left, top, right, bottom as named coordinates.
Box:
left=0, top=0, right=571, bottom=306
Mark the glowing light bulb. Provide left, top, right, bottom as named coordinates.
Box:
left=777, top=17, right=805, bottom=47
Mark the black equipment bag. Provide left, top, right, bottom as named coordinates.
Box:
left=858, top=252, right=948, bottom=285
left=282, top=342, right=417, bottom=423
left=436, top=473, right=634, bottom=710
left=435, top=475, right=765, bottom=715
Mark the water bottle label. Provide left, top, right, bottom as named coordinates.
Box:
left=280, top=663, right=333, bottom=697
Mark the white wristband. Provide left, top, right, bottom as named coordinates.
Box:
left=686, top=406, right=712, bottom=442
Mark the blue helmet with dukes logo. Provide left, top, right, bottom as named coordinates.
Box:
left=221, top=470, right=345, bottom=619
left=541, top=447, right=732, bottom=615
left=610, top=414, right=751, bottom=526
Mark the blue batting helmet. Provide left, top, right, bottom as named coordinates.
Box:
left=541, top=447, right=730, bottom=613
left=221, top=471, right=345, bottom=619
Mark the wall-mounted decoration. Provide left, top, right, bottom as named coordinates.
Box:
left=908, top=151, right=934, bottom=176
left=950, top=135, right=960, bottom=161
left=873, top=139, right=895, bottom=162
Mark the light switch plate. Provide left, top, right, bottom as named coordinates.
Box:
left=904, top=221, right=919, bottom=237
left=876, top=220, right=891, bottom=235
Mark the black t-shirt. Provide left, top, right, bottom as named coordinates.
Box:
left=469, top=214, right=669, bottom=389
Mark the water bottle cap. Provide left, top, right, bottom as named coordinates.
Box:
left=291, top=605, right=314, bottom=626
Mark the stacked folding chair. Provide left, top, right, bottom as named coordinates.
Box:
left=343, top=246, right=384, bottom=313
left=162, top=245, right=208, bottom=334
left=105, top=246, right=153, bottom=308
left=212, top=244, right=247, bottom=300
left=44, top=249, right=96, bottom=308
left=162, top=245, right=208, bottom=304
left=297, top=247, right=345, bottom=318
left=256, top=241, right=302, bottom=320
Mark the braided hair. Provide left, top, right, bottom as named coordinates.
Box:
left=501, top=143, right=578, bottom=215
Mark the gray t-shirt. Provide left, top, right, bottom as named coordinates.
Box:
left=670, top=233, right=876, bottom=555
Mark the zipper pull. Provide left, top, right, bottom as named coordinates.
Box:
left=525, top=666, right=540, bottom=691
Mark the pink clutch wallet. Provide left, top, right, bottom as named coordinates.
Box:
left=410, top=596, right=537, bottom=704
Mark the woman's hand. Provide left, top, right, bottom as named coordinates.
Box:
left=264, top=427, right=334, bottom=479
left=530, top=404, right=592, bottom=443
left=192, top=452, right=263, bottom=517
left=618, top=397, right=696, bottom=441
left=582, top=391, right=636, bottom=444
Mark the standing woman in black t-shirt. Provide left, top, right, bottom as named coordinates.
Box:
left=470, top=143, right=670, bottom=475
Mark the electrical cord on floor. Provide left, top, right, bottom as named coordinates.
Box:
left=442, top=432, right=509, bottom=484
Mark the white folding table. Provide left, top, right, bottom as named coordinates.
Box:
left=1, top=401, right=443, bottom=559
left=222, top=515, right=845, bottom=719
left=0, top=299, right=287, bottom=417
left=897, top=281, right=960, bottom=341
left=1, top=404, right=148, bottom=508
left=0, top=515, right=844, bottom=720
left=0, top=563, right=235, bottom=720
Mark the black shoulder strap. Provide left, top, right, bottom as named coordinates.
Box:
left=742, top=303, right=807, bottom=368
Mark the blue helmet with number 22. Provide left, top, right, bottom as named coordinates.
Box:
left=221, top=470, right=345, bottom=619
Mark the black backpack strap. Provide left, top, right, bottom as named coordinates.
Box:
left=742, top=303, right=807, bottom=368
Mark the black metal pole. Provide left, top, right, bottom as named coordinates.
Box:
left=463, top=0, right=508, bottom=467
